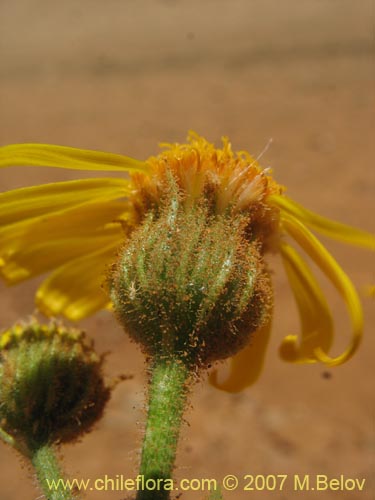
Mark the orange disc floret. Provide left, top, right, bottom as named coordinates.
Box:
left=130, top=132, right=284, bottom=251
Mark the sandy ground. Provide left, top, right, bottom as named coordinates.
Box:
left=0, top=1, right=374, bottom=499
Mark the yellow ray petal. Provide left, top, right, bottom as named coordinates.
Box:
left=0, top=198, right=128, bottom=255
left=36, top=244, right=119, bottom=321
left=0, top=143, right=149, bottom=173
left=209, top=314, right=272, bottom=392
left=269, top=194, right=375, bottom=249
left=279, top=242, right=333, bottom=363
left=1, top=231, right=123, bottom=284
left=0, top=201, right=130, bottom=286
left=0, top=177, right=132, bottom=226
left=281, top=213, right=363, bottom=366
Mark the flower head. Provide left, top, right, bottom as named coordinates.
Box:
left=110, top=185, right=273, bottom=368
left=1, top=132, right=374, bottom=390
left=0, top=318, right=110, bottom=449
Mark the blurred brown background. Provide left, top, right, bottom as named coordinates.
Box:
left=0, top=1, right=374, bottom=499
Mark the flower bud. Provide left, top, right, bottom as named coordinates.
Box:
left=110, top=186, right=272, bottom=367
left=0, top=319, right=110, bottom=450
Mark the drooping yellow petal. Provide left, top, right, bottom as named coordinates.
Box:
left=0, top=177, right=133, bottom=226
left=0, top=200, right=129, bottom=283
left=279, top=242, right=333, bottom=363
left=36, top=244, right=119, bottom=321
left=0, top=143, right=149, bottom=173
left=1, top=231, right=123, bottom=284
left=0, top=198, right=128, bottom=248
left=269, top=194, right=375, bottom=249
left=209, top=314, right=272, bottom=392
left=281, top=213, right=363, bottom=366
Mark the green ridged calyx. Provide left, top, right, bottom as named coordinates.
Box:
left=110, top=183, right=272, bottom=368
left=0, top=319, right=110, bottom=452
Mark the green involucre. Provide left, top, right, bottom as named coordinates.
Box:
left=0, top=320, right=110, bottom=450
left=111, top=185, right=272, bottom=367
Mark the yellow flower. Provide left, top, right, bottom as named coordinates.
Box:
left=1, top=132, right=374, bottom=390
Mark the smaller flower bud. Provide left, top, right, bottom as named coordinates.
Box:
left=0, top=319, right=110, bottom=451
left=110, top=184, right=272, bottom=368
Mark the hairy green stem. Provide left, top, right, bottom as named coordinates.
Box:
left=136, top=358, right=189, bottom=500
left=31, top=444, right=77, bottom=500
